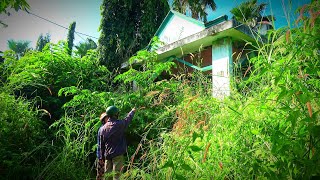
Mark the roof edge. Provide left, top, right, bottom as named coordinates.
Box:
left=154, top=9, right=206, bottom=37
left=170, top=9, right=205, bottom=28
left=154, top=11, right=173, bottom=37
left=205, top=15, right=228, bottom=28
left=155, top=19, right=260, bottom=60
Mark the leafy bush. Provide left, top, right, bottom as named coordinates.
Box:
left=0, top=92, right=46, bottom=179
left=0, top=41, right=112, bottom=179
left=1, top=42, right=111, bottom=121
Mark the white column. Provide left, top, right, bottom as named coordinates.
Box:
left=211, top=38, right=233, bottom=98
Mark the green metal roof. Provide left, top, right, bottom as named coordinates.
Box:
left=205, top=15, right=228, bottom=28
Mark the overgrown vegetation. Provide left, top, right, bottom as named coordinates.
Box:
left=36, top=33, right=51, bottom=52
left=0, top=1, right=319, bottom=179
left=98, top=0, right=169, bottom=70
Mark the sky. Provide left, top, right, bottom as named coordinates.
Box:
left=0, top=0, right=311, bottom=51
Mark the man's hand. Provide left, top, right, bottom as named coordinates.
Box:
left=132, top=107, right=145, bottom=112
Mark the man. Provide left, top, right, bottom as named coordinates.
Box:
left=97, top=106, right=136, bottom=180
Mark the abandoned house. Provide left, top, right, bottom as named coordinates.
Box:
left=126, top=10, right=272, bottom=98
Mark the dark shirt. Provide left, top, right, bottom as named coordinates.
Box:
left=96, top=110, right=135, bottom=160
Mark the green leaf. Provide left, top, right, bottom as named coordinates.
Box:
left=187, top=150, right=195, bottom=160
left=299, top=93, right=309, bottom=104
left=189, top=145, right=202, bottom=152
left=161, top=160, right=174, bottom=169
left=192, top=132, right=200, bottom=142
left=175, top=174, right=187, bottom=180
left=91, top=144, right=97, bottom=151
left=311, top=125, right=320, bottom=138
left=298, top=125, right=307, bottom=136
left=251, top=129, right=260, bottom=135
left=180, top=163, right=193, bottom=171
left=277, top=87, right=287, bottom=101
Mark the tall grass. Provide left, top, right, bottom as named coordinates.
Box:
left=120, top=1, right=320, bottom=179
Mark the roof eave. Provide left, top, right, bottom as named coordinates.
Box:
left=156, top=20, right=259, bottom=60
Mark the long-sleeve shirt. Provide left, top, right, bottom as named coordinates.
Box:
left=96, top=110, right=135, bottom=160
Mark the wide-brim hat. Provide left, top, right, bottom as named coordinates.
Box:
left=100, top=112, right=107, bottom=121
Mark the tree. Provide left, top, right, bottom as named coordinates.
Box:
left=75, top=38, right=97, bottom=57
left=98, top=0, right=169, bottom=70
left=7, top=39, right=31, bottom=59
left=172, top=0, right=217, bottom=22
left=36, top=33, right=51, bottom=51
left=67, top=21, right=76, bottom=55
left=230, top=0, right=268, bottom=27
left=0, top=0, right=30, bottom=27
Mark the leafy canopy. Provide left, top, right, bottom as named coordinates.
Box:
left=75, top=38, right=97, bottom=58
left=7, top=39, right=31, bottom=59
left=67, top=21, right=76, bottom=55
left=36, top=33, right=51, bottom=52
left=230, top=0, right=268, bottom=27
left=98, top=0, right=169, bottom=70
left=172, top=0, right=217, bottom=22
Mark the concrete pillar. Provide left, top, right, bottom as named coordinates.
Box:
left=211, top=38, right=233, bottom=98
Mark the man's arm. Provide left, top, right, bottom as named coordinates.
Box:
left=123, top=108, right=136, bottom=128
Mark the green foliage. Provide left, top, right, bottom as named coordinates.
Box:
left=42, top=78, right=180, bottom=178
left=36, top=33, right=51, bottom=51
left=75, top=38, right=97, bottom=57
left=38, top=45, right=185, bottom=178
left=1, top=2, right=319, bottom=180
left=1, top=41, right=111, bottom=120
left=7, top=39, right=31, bottom=59
left=121, top=2, right=320, bottom=179
left=115, top=48, right=176, bottom=88
left=230, top=0, right=268, bottom=27
left=1, top=41, right=112, bottom=178
left=38, top=87, right=105, bottom=179
left=0, top=92, right=46, bottom=179
left=0, top=0, right=29, bottom=13
left=172, top=0, right=217, bottom=22
left=67, top=21, right=76, bottom=55
left=98, top=0, right=169, bottom=70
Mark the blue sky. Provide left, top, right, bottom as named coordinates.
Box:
left=208, top=0, right=310, bottom=28
left=0, top=0, right=310, bottom=51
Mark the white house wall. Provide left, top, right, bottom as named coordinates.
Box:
left=158, top=15, right=204, bottom=45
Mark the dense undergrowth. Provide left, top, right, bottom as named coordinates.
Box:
left=0, top=1, right=319, bottom=179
